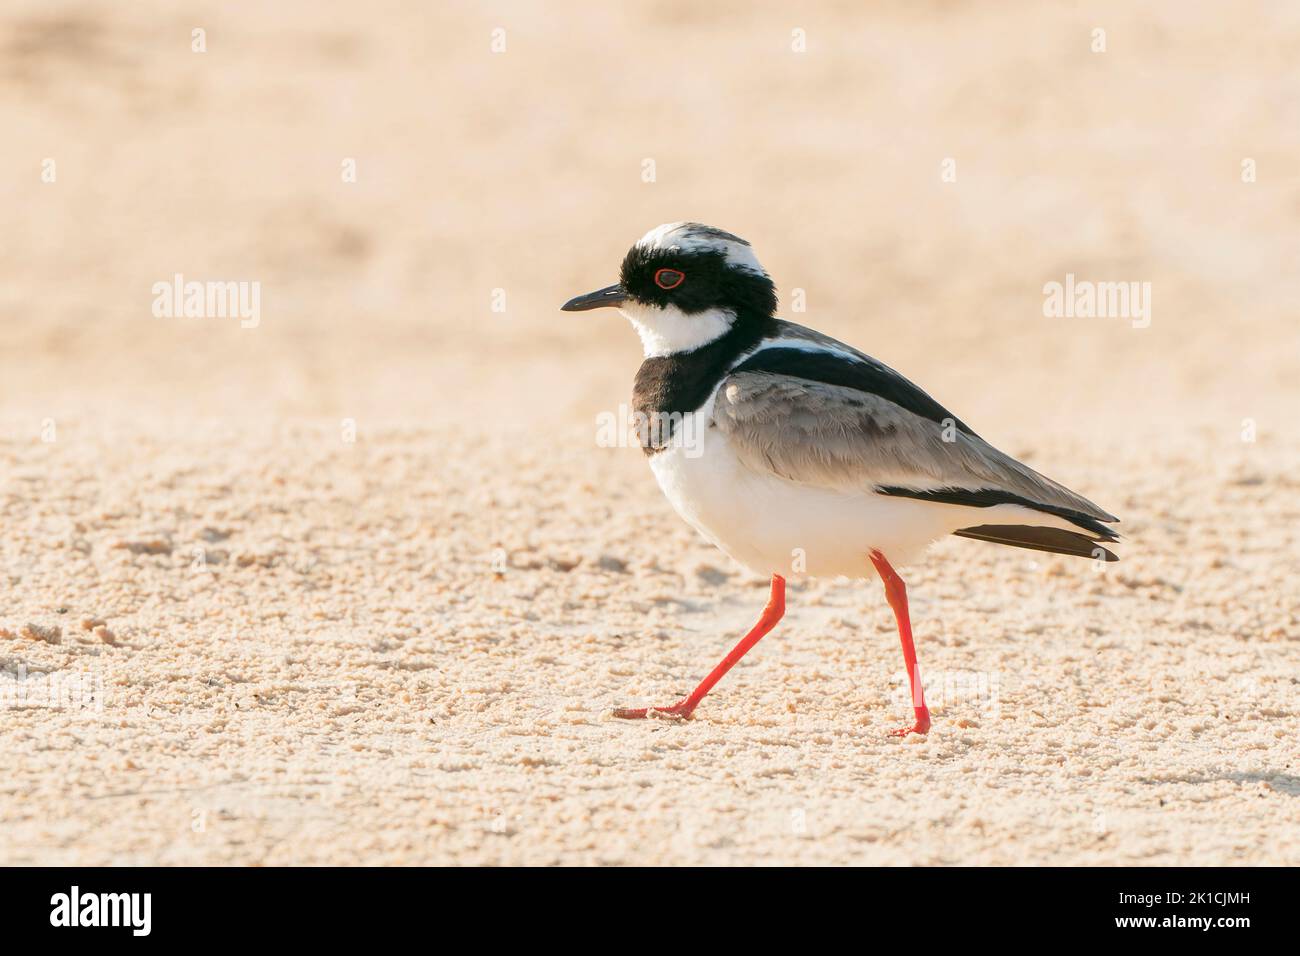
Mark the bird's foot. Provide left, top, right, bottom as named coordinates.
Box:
left=612, top=700, right=695, bottom=721
left=888, top=709, right=931, bottom=737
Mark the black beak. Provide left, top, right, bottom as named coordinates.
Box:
left=560, top=284, right=627, bottom=312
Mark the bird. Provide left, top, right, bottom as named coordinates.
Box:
left=561, top=222, right=1119, bottom=736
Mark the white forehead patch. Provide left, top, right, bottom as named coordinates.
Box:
left=635, top=222, right=766, bottom=277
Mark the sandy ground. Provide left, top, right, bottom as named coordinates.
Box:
left=2, top=1, right=1298, bottom=865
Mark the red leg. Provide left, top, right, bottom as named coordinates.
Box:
left=614, top=574, right=786, bottom=721
left=868, top=550, right=930, bottom=737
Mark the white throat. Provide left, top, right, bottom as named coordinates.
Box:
left=619, top=301, right=735, bottom=358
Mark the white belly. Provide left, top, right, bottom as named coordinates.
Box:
left=648, top=423, right=959, bottom=578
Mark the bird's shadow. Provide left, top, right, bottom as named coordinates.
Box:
left=1141, top=771, right=1300, bottom=797
left=649, top=595, right=713, bottom=613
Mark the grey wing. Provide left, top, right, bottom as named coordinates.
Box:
left=712, top=371, right=1118, bottom=528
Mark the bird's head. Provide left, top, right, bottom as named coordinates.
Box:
left=561, top=222, right=776, bottom=356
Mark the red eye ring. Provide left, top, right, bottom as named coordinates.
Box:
left=654, top=268, right=685, bottom=290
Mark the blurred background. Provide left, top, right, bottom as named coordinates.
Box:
left=3, top=0, right=1297, bottom=440
left=2, top=1, right=1297, bottom=866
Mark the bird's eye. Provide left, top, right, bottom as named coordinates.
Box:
left=654, top=268, right=685, bottom=290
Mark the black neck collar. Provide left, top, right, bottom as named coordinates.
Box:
left=631, top=312, right=777, bottom=454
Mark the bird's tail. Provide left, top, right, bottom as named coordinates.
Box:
left=952, top=523, right=1119, bottom=561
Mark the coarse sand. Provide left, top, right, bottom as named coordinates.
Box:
left=2, top=1, right=1297, bottom=865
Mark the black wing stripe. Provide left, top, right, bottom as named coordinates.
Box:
left=954, top=525, right=1119, bottom=561
left=876, top=486, right=1119, bottom=539
left=729, top=347, right=978, bottom=437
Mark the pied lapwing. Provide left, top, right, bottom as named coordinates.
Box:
left=562, top=222, right=1119, bottom=736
